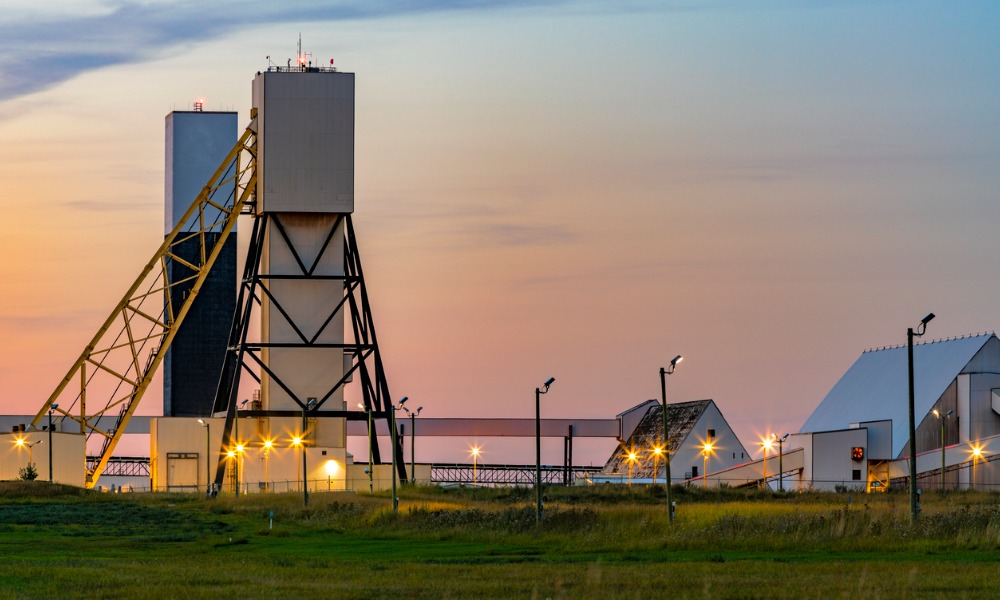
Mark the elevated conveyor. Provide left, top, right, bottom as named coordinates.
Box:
left=885, top=432, right=1000, bottom=486
left=693, top=448, right=805, bottom=489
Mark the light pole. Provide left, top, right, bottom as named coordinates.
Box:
left=197, top=419, right=210, bottom=495
left=626, top=450, right=638, bottom=486
left=932, top=409, right=953, bottom=491
left=971, top=445, right=982, bottom=491
left=302, top=397, right=317, bottom=506
left=403, top=405, right=423, bottom=484
left=262, top=439, right=273, bottom=492
left=16, top=439, right=41, bottom=470
left=535, top=376, right=555, bottom=525
left=652, top=446, right=663, bottom=485
left=358, top=403, right=374, bottom=492
left=235, top=444, right=245, bottom=495
left=48, top=403, right=58, bottom=483
left=908, top=312, right=934, bottom=523
left=233, top=399, right=248, bottom=497
left=660, top=355, right=682, bottom=522
left=392, top=397, right=407, bottom=513
left=292, top=435, right=303, bottom=492
left=760, top=435, right=774, bottom=491
left=702, top=441, right=714, bottom=489
left=471, top=446, right=481, bottom=487
left=776, top=433, right=789, bottom=491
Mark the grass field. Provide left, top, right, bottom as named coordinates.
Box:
left=1, top=482, right=1000, bottom=599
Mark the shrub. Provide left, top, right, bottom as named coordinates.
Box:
left=19, top=463, right=38, bottom=481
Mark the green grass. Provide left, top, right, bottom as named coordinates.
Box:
left=2, top=482, right=1000, bottom=598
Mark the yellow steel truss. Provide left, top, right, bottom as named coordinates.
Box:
left=32, top=123, right=257, bottom=488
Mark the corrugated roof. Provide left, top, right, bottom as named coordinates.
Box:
left=603, top=400, right=710, bottom=476
left=800, top=333, right=995, bottom=457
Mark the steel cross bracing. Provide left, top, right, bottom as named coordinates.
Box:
left=32, top=124, right=258, bottom=489
left=431, top=464, right=602, bottom=486
left=90, top=456, right=151, bottom=478
left=212, top=212, right=405, bottom=488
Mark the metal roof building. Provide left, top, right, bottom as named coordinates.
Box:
left=602, top=399, right=750, bottom=483
left=801, top=333, right=1000, bottom=461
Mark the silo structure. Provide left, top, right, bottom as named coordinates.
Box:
left=163, top=110, right=238, bottom=417
left=203, top=66, right=401, bottom=492
left=253, top=70, right=353, bottom=424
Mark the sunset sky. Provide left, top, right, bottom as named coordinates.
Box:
left=2, top=1, right=1000, bottom=465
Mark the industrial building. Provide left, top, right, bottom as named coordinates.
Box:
left=598, top=399, right=750, bottom=484
left=150, top=65, right=391, bottom=494
left=797, top=333, right=1000, bottom=491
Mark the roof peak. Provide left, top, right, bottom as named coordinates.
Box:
left=862, top=332, right=995, bottom=354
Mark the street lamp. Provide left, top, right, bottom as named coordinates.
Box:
left=15, top=438, right=42, bottom=469
left=302, top=397, right=317, bottom=506
left=907, top=312, right=934, bottom=523
left=235, top=444, right=245, bottom=494
left=932, top=409, right=953, bottom=491
left=971, top=445, right=983, bottom=491
left=48, top=403, right=59, bottom=483
left=470, top=445, right=481, bottom=487
left=659, top=355, right=682, bottom=522
left=402, top=404, right=423, bottom=485
left=226, top=449, right=236, bottom=491
left=197, top=419, right=211, bottom=495
left=651, top=445, right=663, bottom=485
left=262, top=439, right=273, bottom=492
left=391, top=397, right=407, bottom=513
left=626, top=450, right=639, bottom=486
left=760, top=435, right=775, bottom=491
left=776, top=433, right=789, bottom=491
left=535, top=376, right=555, bottom=525
left=701, top=441, right=714, bottom=489
left=233, top=399, right=249, bottom=497
left=292, top=435, right=303, bottom=494
left=357, top=403, right=374, bottom=492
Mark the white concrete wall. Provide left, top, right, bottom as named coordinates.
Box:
left=799, top=428, right=868, bottom=491
left=673, top=402, right=750, bottom=483
left=0, top=431, right=85, bottom=486
left=151, top=416, right=351, bottom=493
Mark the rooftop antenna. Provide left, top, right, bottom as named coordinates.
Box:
left=295, top=33, right=313, bottom=69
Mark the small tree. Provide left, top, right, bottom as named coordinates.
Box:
left=19, top=463, right=38, bottom=481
